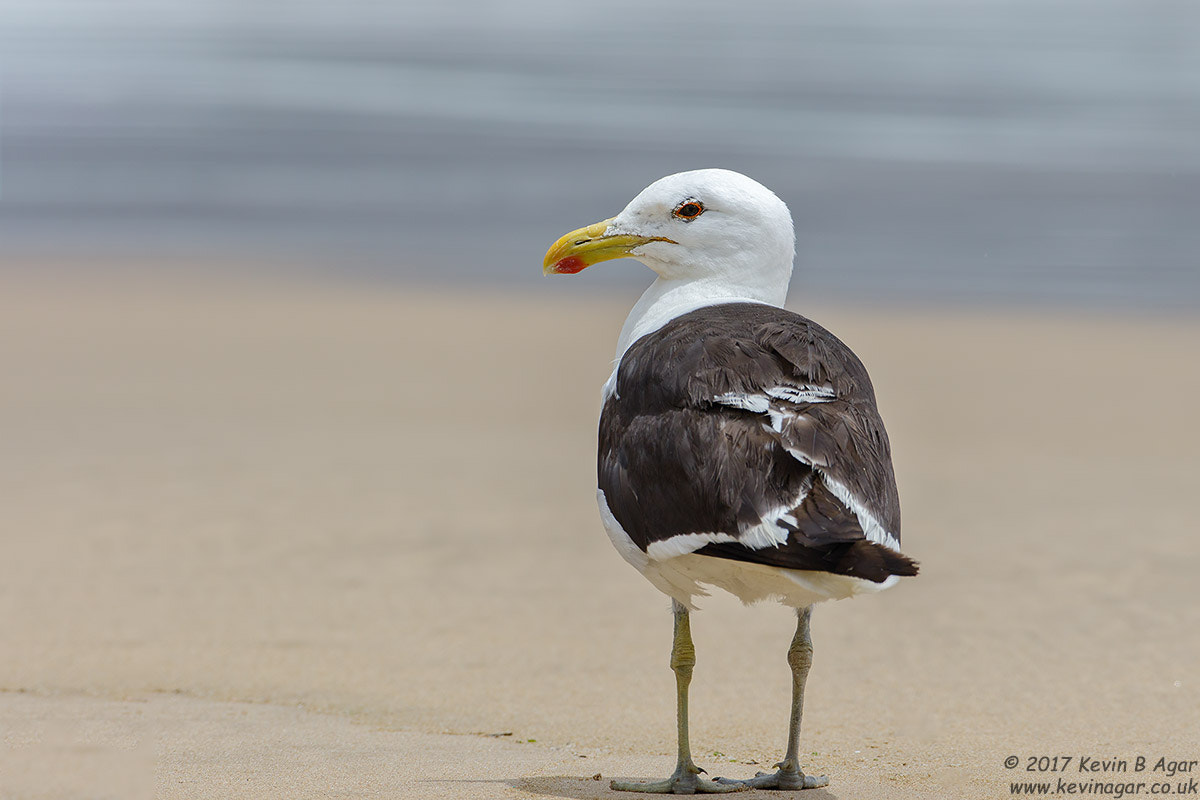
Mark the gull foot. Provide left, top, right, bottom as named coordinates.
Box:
left=714, top=758, right=829, bottom=791
left=611, top=763, right=748, bottom=794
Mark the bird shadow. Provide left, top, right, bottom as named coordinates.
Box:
left=511, top=775, right=839, bottom=799
left=509, top=775, right=611, bottom=799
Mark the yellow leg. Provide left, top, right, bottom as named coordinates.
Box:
left=715, top=607, right=829, bottom=791
left=610, top=602, right=745, bottom=794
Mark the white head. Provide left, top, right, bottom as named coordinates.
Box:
left=544, top=169, right=795, bottom=304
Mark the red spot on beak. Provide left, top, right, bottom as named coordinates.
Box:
left=552, top=256, right=587, bottom=274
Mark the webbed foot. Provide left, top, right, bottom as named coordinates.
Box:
left=713, top=758, right=828, bottom=791
left=611, top=762, right=748, bottom=794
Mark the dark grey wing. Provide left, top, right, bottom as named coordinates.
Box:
left=598, top=303, right=917, bottom=582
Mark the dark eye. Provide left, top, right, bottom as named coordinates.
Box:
left=672, top=200, right=704, bottom=221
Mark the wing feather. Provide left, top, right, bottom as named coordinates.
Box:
left=598, top=303, right=918, bottom=582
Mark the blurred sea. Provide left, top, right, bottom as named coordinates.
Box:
left=2, top=0, right=1198, bottom=307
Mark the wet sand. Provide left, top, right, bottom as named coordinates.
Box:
left=2, top=273, right=1198, bottom=798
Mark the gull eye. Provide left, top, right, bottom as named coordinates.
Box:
left=672, top=200, right=704, bottom=221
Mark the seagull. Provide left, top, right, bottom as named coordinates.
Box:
left=543, top=169, right=918, bottom=793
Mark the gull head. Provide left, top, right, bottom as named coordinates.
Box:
left=543, top=169, right=795, bottom=297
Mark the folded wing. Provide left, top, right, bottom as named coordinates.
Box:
left=598, top=303, right=918, bottom=583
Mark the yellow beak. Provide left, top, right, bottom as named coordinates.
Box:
left=543, top=217, right=676, bottom=276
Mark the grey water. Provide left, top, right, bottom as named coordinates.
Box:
left=2, top=0, right=1198, bottom=307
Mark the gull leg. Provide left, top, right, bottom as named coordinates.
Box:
left=611, top=601, right=744, bottom=794
left=715, top=606, right=829, bottom=791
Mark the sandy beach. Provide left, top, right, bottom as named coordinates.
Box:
left=2, top=272, right=1198, bottom=799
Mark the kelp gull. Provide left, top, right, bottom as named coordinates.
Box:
left=543, top=169, right=918, bottom=793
